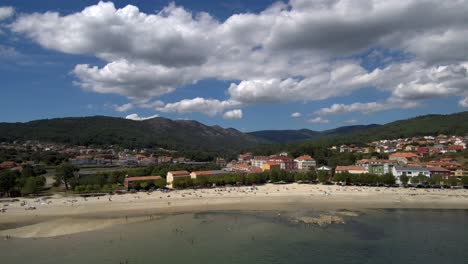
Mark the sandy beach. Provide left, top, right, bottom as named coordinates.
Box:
left=1, top=183, right=468, bottom=238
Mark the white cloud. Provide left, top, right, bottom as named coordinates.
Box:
left=9, top=1, right=468, bottom=114
left=223, top=109, right=243, bottom=120
left=308, top=117, right=329, bottom=124
left=125, top=113, right=159, bottom=121
left=345, top=119, right=358, bottom=124
left=460, top=97, right=468, bottom=108
left=114, top=103, right=133, bottom=112
left=316, top=102, right=388, bottom=115
left=156, top=97, right=240, bottom=116
left=291, top=112, right=302, bottom=118
left=0, top=6, right=14, bottom=21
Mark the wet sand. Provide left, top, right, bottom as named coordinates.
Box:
left=1, top=183, right=468, bottom=238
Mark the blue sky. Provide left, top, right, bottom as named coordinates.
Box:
left=1, top=0, right=467, bottom=131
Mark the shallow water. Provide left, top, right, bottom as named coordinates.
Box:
left=1, top=209, right=468, bottom=264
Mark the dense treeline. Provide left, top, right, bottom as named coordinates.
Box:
left=0, top=165, right=47, bottom=196
left=172, top=170, right=328, bottom=189
left=0, top=148, right=72, bottom=166
left=70, top=163, right=221, bottom=193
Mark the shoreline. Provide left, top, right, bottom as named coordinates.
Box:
left=1, top=183, right=468, bottom=238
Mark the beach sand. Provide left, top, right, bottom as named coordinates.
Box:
left=1, top=183, right=468, bottom=238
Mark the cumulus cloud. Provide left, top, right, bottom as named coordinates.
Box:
left=223, top=109, right=243, bottom=120
left=345, top=119, right=358, bottom=124
left=0, top=6, right=14, bottom=21
left=114, top=103, right=133, bottom=112
left=291, top=112, right=302, bottom=118
left=308, top=117, right=329, bottom=124
left=460, top=97, right=468, bottom=108
left=125, top=113, right=159, bottom=121
left=156, top=97, right=240, bottom=116
left=9, top=1, right=468, bottom=115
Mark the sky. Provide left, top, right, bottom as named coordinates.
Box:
left=0, top=0, right=467, bottom=132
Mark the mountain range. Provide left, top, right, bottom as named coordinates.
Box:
left=0, top=111, right=467, bottom=152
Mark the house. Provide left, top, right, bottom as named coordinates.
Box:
left=389, top=152, right=420, bottom=164
left=166, top=171, right=191, bottom=188
left=251, top=156, right=269, bottom=168
left=268, top=156, right=297, bottom=171
left=447, top=145, right=464, bottom=152
left=356, top=159, right=396, bottom=175
left=70, top=155, right=96, bottom=165
left=215, top=158, right=226, bottom=167
left=190, top=170, right=229, bottom=179
left=124, top=176, right=163, bottom=190
left=392, top=165, right=430, bottom=184
left=454, top=169, right=468, bottom=177
left=238, top=152, right=253, bottom=162
left=294, top=155, right=316, bottom=171
left=262, top=162, right=281, bottom=171
left=0, top=161, right=16, bottom=169
left=427, top=166, right=451, bottom=179
left=157, top=156, right=173, bottom=163
left=227, top=163, right=263, bottom=173
left=335, top=166, right=368, bottom=174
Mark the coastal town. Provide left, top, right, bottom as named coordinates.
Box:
left=1, top=134, right=467, bottom=198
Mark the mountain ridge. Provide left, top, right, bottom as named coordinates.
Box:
left=0, top=112, right=467, bottom=152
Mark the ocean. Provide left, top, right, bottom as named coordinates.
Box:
left=1, top=209, right=468, bottom=264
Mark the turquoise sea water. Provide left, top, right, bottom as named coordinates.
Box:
left=1, top=209, right=468, bottom=264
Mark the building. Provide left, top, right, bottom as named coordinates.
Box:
left=427, top=166, right=451, bottom=179
left=124, top=176, right=163, bottom=190
left=294, top=155, right=316, bottom=171
left=454, top=169, right=468, bottom=177
left=268, top=156, right=297, bottom=171
left=447, top=145, right=464, bottom=152
left=158, top=156, right=173, bottom=163
left=251, top=156, right=269, bottom=168
left=70, top=155, right=96, bottom=165
left=0, top=161, right=16, bottom=169
left=215, top=158, right=226, bottom=167
left=356, top=159, right=396, bottom=175
left=190, top=170, right=229, bottom=179
left=238, top=152, right=253, bottom=162
left=335, top=166, right=368, bottom=174
left=226, top=163, right=263, bottom=174
left=166, top=170, right=191, bottom=188
left=389, top=152, right=420, bottom=164
left=262, top=162, right=281, bottom=171
left=392, top=165, right=430, bottom=184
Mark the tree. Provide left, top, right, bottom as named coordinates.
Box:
left=140, top=181, right=149, bottom=190
left=400, top=173, right=409, bottom=185
left=461, top=177, right=468, bottom=186
left=21, top=177, right=44, bottom=195
left=428, top=174, right=443, bottom=185
left=55, top=163, right=79, bottom=191
left=380, top=173, right=396, bottom=185
left=154, top=178, right=167, bottom=189
left=317, top=170, right=329, bottom=183
left=0, top=170, right=19, bottom=197
left=445, top=177, right=459, bottom=187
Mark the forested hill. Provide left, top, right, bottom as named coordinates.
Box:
left=249, top=124, right=380, bottom=144
left=0, top=112, right=467, bottom=152
left=290, top=111, right=468, bottom=150
left=0, top=116, right=262, bottom=152
left=336, top=111, right=468, bottom=144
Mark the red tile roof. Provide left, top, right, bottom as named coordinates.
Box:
left=295, top=155, right=314, bottom=161
left=389, top=152, right=420, bottom=158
